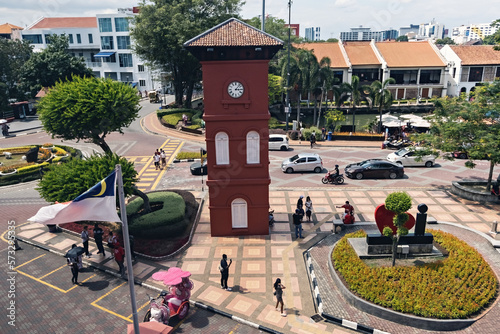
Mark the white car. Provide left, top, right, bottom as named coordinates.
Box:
left=387, top=147, right=435, bottom=167
left=269, top=134, right=289, bottom=151
left=281, top=153, right=323, bottom=173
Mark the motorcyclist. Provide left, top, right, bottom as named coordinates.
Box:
left=329, top=165, right=340, bottom=182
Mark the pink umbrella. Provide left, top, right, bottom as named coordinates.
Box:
left=152, top=267, right=191, bottom=286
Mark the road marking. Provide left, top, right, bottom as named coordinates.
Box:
left=130, top=300, right=151, bottom=319
left=91, top=281, right=132, bottom=322
left=151, top=141, right=184, bottom=190
left=65, top=274, right=97, bottom=292
left=38, top=264, right=66, bottom=279
left=15, top=254, right=46, bottom=269
left=1, top=221, right=30, bottom=244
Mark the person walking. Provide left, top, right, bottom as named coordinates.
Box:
left=153, top=151, right=161, bottom=170
left=107, top=231, right=117, bottom=259
left=297, top=195, right=304, bottom=210
left=293, top=209, right=303, bottom=239
left=93, top=223, right=105, bottom=256
left=310, top=131, right=316, bottom=148
left=67, top=244, right=79, bottom=285
left=305, top=196, right=313, bottom=222
left=81, top=226, right=91, bottom=258
left=220, top=254, right=232, bottom=291
left=113, top=242, right=125, bottom=277
left=274, top=278, right=286, bottom=317
left=160, top=149, right=167, bottom=169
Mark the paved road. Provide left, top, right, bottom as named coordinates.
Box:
left=0, top=243, right=262, bottom=334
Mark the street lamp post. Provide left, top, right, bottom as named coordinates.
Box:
left=378, top=88, right=383, bottom=133
left=285, top=0, right=292, bottom=132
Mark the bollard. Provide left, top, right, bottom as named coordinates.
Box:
left=491, top=221, right=498, bottom=234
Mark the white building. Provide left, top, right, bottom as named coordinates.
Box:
left=451, top=23, right=499, bottom=44
left=305, top=27, right=320, bottom=41
left=20, top=9, right=158, bottom=92
left=418, top=20, right=445, bottom=40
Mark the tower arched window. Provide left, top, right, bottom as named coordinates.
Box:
left=215, top=132, right=229, bottom=165
left=246, top=131, right=260, bottom=164
left=231, top=198, right=248, bottom=228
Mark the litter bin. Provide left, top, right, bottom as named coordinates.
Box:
left=327, top=132, right=333, bottom=141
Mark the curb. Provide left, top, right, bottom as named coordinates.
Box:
left=15, top=233, right=282, bottom=334
left=173, top=158, right=201, bottom=163
left=1, top=128, right=44, bottom=139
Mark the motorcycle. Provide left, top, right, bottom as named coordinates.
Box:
left=322, top=172, right=345, bottom=185
left=269, top=209, right=275, bottom=226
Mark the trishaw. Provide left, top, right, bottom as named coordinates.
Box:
left=148, top=91, right=159, bottom=103
left=144, top=268, right=192, bottom=324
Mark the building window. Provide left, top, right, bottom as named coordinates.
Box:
left=44, top=34, right=51, bottom=44
left=104, top=72, right=118, bottom=80
left=68, top=34, right=74, bottom=44
left=496, top=67, right=500, bottom=80
left=215, top=132, right=229, bottom=165
left=101, top=54, right=116, bottom=63
left=116, top=36, right=131, bottom=49
left=119, top=54, right=133, bottom=67
left=390, top=70, right=418, bottom=84
left=100, top=36, right=114, bottom=50
left=99, top=18, right=112, bottom=32
left=352, top=68, right=380, bottom=83
left=114, top=18, right=129, bottom=32
left=419, top=70, right=441, bottom=84
left=246, top=131, right=260, bottom=164
left=78, top=53, right=84, bottom=58
left=231, top=198, right=248, bottom=229
left=88, top=33, right=93, bottom=44
left=76, top=34, right=81, bottom=44
left=468, top=67, right=483, bottom=82
left=138, top=64, right=145, bottom=72
left=139, top=80, right=146, bottom=87
left=23, top=34, right=43, bottom=43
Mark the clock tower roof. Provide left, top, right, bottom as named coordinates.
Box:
left=184, top=18, right=283, bottom=61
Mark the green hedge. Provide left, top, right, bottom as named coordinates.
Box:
left=157, top=108, right=198, bottom=118
left=176, top=151, right=206, bottom=160
left=333, top=229, right=498, bottom=319
left=17, top=162, right=49, bottom=175
left=127, top=192, right=187, bottom=238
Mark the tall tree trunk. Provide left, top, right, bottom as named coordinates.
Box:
left=391, top=235, right=400, bottom=267
left=132, top=186, right=151, bottom=213
left=184, top=80, right=194, bottom=109
left=487, top=160, right=494, bottom=191
left=378, top=103, right=383, bottom=133
left=96, top=137, right=112, bottom=155
left=296, top=93, right=301, bottom=124
left=352, top=106, right=356, bottom=133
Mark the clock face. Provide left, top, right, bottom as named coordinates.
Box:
left=227, top=81, right=244, bottom=99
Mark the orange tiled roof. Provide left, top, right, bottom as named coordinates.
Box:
left=449, top=45, right=500, bottom=65
left=376, top=41, right=446, bottom=67
left=343, top=41, right=380, bottom=66
left=0, top=23, right=22, bottom=34
left=294, top=43, right=348, bottom=68
left=184, top=18, right=283, bottom=47
left=30, top=17, right=97, bottom=29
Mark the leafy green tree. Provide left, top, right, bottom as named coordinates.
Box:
left=382, top=192, right=412, bottom=267
left=324, top=109, right=345, bottom=132
left=246, top=16, right=289, bottom=41
left=131, top=0, right=242, bottom=108
left=37, top=154, right=138, bottom=204
left=38, top=76, right=140, bottom=154
left=369, top=78, right=396, bottom=132
left=19, top=34, right=92, bottom=97
left=435, top=37, right=455, bottom=45
left=341, top=75, right=362, bottom=132
left=0, top=38, right=33, bottom=112
left=412, top=81, right=500, bottom=190
left=268, top=74, right=284, bottom=105
left=483, top=19, right=500, bottom=49
left=396, top=35, right=408, bottom=42
left=326, top=38, right=339, bottom=43
left=314, top=57, right=334, bottom=127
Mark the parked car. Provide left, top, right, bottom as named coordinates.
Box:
left=452, top=151, right=468, bottom=159
left=281, top=153, right=323, bottom=173
left=190, top=161, right=207, bottom=175
left=387, top=147, right=435, bottom=167
left=345, top=159, right=404, bottom=179
left=269, top=134, right=289, bottom=151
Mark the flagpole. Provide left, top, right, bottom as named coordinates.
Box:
left=116, top=164, right=140, bottom=334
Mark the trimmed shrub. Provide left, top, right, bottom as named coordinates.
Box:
left=303, top=126, right=321, bottom=141
left=0, top=162, right=34, bottom=172
left=333, top=229, right=498, bottom=319
left=127, top=192, right=186, bottom=238
left=176, top=151, right=206, bottom=160
left=162, top=112, right=193, bottom=126
left=17, top=162, right=49, bottom=175
left=0, top=146, right=36, bottom=154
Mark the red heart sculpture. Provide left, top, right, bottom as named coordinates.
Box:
left=374, top=204, right=415, bottom=235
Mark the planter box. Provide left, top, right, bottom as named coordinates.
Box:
left=451, top=181, right=499, bottom=203
left=332, top=135, right=384, bottom=141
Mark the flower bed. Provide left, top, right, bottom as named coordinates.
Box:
left=332, top=229, right=498, bottom=319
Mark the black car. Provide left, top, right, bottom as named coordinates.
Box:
left=190, top=161, right=207, bottom=175
left=345, top=159, right=404, bottom=179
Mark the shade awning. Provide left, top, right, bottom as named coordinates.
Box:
left=131, top=82, right=138, bottom=88
left=94, top=52, right=115, bottom=58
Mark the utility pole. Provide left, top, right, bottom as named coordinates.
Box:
left=262, top=0, right=265, bottom=31
left=285, top=0, right=292, bottom=131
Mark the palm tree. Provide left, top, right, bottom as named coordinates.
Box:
left=341, top=75, right=361, bottom=132
left=370, top=78, right=396, bottom=133
left=313, top=57, right=333, bottom=127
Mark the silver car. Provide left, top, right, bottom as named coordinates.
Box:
left=387, top=147, right=435, bottom=167
left=281, top=153, right=323, bottom=173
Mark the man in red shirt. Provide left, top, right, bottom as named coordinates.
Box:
left=336, top=201, right=354, bottom=218
left=113, top=242, right=125, bottom=277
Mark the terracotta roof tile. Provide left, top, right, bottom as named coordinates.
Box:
left=0, top=23, right=23, bottom=34
left=184, top=18, right=283, bottom=47
left=343, top=41, right=380, bottom=65
left=449, top=45, right=500, bottom=65
left=294, top=42, right=348, bottom=68
left=376, top=41, right=446, bottom=67
left=30, top=17, right=97, bottom=29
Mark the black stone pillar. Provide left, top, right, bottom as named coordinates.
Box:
left=415, top=203, right=428, bottom=236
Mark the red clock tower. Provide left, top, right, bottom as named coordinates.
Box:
left=185, top=19, right=283, bottom=236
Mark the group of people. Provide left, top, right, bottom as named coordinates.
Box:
left=154, top=149, right=167, bottom=170
left=336, top=201, right=355, bottom=224
left=293, top=195, right=313, bottom=239
left=1, top=123, right=9, bottom=136
left=67, top=224, right=134, bottom=284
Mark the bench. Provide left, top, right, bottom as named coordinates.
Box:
left=332, top=220, right=374, bottom=234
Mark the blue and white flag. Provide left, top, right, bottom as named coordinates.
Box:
left=29, top=171, right=122, bottom=225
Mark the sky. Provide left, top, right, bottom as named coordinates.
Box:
left=1, top=0, right=499, bottom=39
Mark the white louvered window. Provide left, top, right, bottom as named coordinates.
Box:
left=246, top=131, right=260, bottom=164
left=231, top=198, right=248, bottom=228
left=215, top=132, right=229, bottom=165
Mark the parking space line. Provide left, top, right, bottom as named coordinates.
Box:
left=15, top=254, right=46, bottom=269
left=128, top=300, right=150, bottom=319
left=38, top=264, right=66, bottom=279
left=1, top=222, right=29, bottom=243
left=15, top=269, right=68, bottom=293
left=65, top=274, right=97, bottom=292
left=91, top=281, right=132, bottom=323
